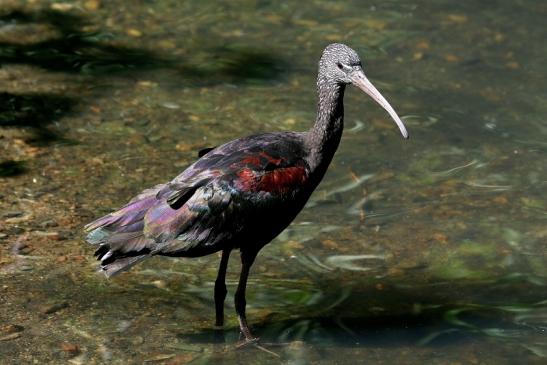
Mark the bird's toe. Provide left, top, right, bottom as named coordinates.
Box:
left=235, top=336, right=260, bottom=349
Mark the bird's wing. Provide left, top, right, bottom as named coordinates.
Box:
left=147, top=132, right=310, bottom=254
left=84, top=169, right=217, bottom=256
left=85, top=132, right=309, bottom=260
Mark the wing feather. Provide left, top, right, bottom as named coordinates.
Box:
left=84, top=131, right=309, bottom=275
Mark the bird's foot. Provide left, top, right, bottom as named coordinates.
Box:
left=235, top=337, right=281, bottom=358
left=235, top=336, right=259, bottom=349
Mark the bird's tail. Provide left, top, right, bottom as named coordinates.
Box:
left=100, top=254, right=148, bottom=278
left=84, top=185, right=166, bottom=277
left=86, top=226, right=152, bottom=277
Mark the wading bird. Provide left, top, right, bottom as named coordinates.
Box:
left=85, top=43, right=408, bottom=345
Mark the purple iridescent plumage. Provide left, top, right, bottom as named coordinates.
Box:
left=85, top=132, right=311, bottom=276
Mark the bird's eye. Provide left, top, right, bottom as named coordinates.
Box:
left=337, top=62, right=343, bottom=70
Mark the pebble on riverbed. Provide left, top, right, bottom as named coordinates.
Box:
left=41, top=301, right=70, bottom=315
left=1, top=211, right=24, bottom=218
left=0, top=324, right=24, bottom=342
left=0, top=332, right=21, bottom=341
left=60, top=342, right=80, bottom=357
left=0, top=324, right=24, bottom=334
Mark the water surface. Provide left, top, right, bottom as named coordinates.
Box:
left=1, top=1, right=546, bottom=363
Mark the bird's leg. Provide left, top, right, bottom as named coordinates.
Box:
left=235, top=250, right=258, bottom=346
left=214, top=249, right=231, bottom=327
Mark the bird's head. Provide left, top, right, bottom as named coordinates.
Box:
left=320, top=43, right=409, bottom=139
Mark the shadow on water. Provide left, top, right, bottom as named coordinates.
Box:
left=0, top=7, right=287, bottom=157
left=0, top=160, right=27, bottom=177
left=0, top=8, right=162, bottom=151
left=0, top=9, right=287, bottom=80
left=0, top=92, right=77, bottom=145
left=177, top=282, right=545, bottom=348
left=186, top=313, right=500, bottom=347
left=0, top=9, right=167, bottom=74
left=176, top=46, right=288, bottom=85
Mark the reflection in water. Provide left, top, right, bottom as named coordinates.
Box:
left=1, top=0, right=546, bottom=363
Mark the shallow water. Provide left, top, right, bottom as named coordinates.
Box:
left=1, top=0, right=546, bottom=363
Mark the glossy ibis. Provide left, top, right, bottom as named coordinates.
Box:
left=84, top=43, right=408, bottom=345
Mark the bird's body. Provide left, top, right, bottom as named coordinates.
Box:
left=85, top=43, right=408, bottom=344
left=87, top=131, right=316, bottom=268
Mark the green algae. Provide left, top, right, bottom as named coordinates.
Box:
left=429, top=240, right=502, bottom=281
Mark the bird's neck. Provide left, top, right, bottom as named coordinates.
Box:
left=306, top=76, right=346, bottom=174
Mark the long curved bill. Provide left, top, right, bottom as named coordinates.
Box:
left=350, top=69, right=409, bottom=139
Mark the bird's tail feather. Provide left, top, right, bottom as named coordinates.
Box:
left=100, top=254, right=148, bottom=278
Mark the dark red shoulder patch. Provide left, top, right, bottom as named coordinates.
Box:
left=239, top=151, right=284, bottom=167
left=240, top=155, right=262, bottom=166
left=257, top=166, right=307, bottom=193
left=235, top=166, right=308, bottom=194
left=235, top=168, right=259, bottom=191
